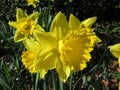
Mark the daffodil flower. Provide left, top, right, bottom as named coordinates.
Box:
left=26, top=0, right=40, bottom=8
left=9, top=8, right=44, bottom=42
left=109, top=43, right=120, bottom=67
left=109, top=43, right=120, bottom=90
left=22, top=38, right=47, bottom=78
left=28, top=12, right=98, bottom=82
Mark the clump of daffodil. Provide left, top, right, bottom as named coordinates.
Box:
left=26, top=12, right=99, bottom=82
left=109, top=43, right=120, bottom=89
left=21, top=38, right=47, bottom=78
left=26, top=0, right=40, bottom=8
left=9, top=8, right=43, bottom=42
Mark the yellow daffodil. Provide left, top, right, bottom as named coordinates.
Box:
left=9, top=8, right=43, bottom=42
left=109, top=43, right=120, bottom=89
left=21, top=38, right=47, bottom=78
left=26, top=0, right=40, bottom=8
left=109, top=43, right=120, bottom=67
left=30, top=12, right=98, bottom=82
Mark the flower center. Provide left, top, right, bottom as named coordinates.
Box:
left=59, top=28, right=96, bottom=70
left=18, top=18, right=35, bottom=35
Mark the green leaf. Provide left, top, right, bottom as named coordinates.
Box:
left=112, top=72, right=120, bottom=79
left=0, top=75, right=12, bottom=90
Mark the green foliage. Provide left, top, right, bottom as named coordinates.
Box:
left=0, top=0, right=120, bottom=22
left=112, top=72, right=120, bottom=79
left=0, top=0, right=120, bottom=90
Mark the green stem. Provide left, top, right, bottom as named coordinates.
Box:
left=59, top=79, right=63, bottom=90
left=35, top=72, right=39, bottom=90
left=69, top=71, right=73, bottom=90
left=51, top=70, right=57, bottom=90
left=43, top=78, right=47, bottom=90
left=118, top=81, right=120, bottom=90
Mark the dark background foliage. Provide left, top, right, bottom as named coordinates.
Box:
left=0, top=0, right=120, bottom=22
left=0, top=0, right=120, bottom=90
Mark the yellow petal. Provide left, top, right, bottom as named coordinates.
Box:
left=109, top=43, right=120, bottom=58
left=34, top=49, right=58, bottom=70
left=21, top=50, right=36, bottom=73
left=26, top=0, right=39, bottom=8
left=17, top=8, right=28, bottom=21
left=39, top=70, right=48, bottom=78
left=33, top=31, right=57, bottom=50
left=50, top=11, right=69, bottom=40
left=8, top=21, right=18, bottom=29
left=22, top=50, right=47, bottom=78
left=28, top=3, right=36, bottom=8
left=29, top=12, right=39, bottom=24
left=34, top=24, right=45, bottom=32
left=118, top=57, right=120, bottom=67
left=56, top=60, right=70, bottom=82
left=81, top=17, right=97, bottom=28
left=69, top=14, right=80, bottom=30
left=23, top=38, right=41, bottom=51
left=14, top=31, right=26, bottom=42
left=96, top=36, right=102, bottom=42
left=79, top=62, right=87, bottom=70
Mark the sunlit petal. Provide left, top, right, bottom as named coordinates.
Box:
left=34, top=24, right=45, bottom=32
left=34, top=49, right=58, bottom=70
left=69, top=14, right=80, bottom=30
left=14, top=31, right=26, bottom=42
left=33, top=30, right=57, bottom=50
left=29, top=12, right=39, bottom=24
left=81, top=17, right=97, bottom=28
left=8, top=21, right=18, bottom=29
left=109, top=43, right=120, bottom=58
left=23, top=38, right=41, bottom=51
left=39, top=70, right=48, bottom=78
left=56, top=60, right=70, bottom=82
left=50, top=12, right=69, bottom=40
left=17, top=8, right=28, bottom=21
